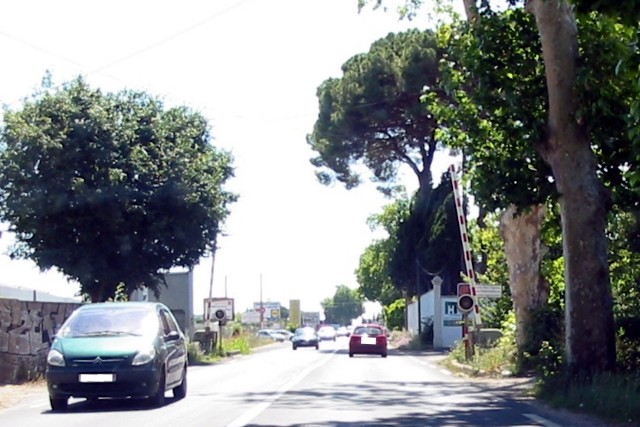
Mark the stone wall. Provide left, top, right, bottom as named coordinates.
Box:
left=0, top=298, right=82, bottom=384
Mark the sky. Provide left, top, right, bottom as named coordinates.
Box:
left=0, top=0, right=457, bottom=315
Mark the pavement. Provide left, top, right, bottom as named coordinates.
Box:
left=394, top=347, right=629, bottom=427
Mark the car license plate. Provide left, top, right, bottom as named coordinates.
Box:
left=361, top=337, right=376, bottom=345
left=79, top=374, right=115, bottom=383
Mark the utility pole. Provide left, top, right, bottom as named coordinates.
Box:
left=416, top=258, right=422, bottom=336
left=259, top=273, right=264, bottom=328
left=206, top=239, right=217, bottom=328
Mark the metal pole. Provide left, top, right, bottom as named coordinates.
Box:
left=224, top=275, right=228, bottom=298
left=259, top=274, right=264, bottom=328
left=416, top=259, right=422, bottom=336
left=218, top=320, right=223, bottom=354
left=206, top=245, right=216, bottom=327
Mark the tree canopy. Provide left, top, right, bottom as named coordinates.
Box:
left=0, top=77, right=237, bottom=302
left=321, top=285, right=364, bottom=325
left=307, top=29, right=443, bottom=200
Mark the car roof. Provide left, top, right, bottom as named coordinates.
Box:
left=75, top=301, right=166, bottom=312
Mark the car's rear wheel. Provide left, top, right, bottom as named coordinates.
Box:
left=49, top=396, right=68, bottom=411
left=173, top=365, right=187, bottom=399
left=292, top=344, right=297, bottom=350
left=149, top=370, right=166, bottom=407
left=315, top=343, right=319, bottom=350
left=381, top=353, right=387, bottom=358
left=349, top=352, right=354, bottom=358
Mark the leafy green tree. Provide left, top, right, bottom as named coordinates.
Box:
left=321, top=285, right=364, bottom=326
left=0, top=77, right=236, bottom=302
left=383, top=298, right=406, bottom=330
left=356, top=198, right=409, bottom=306
left=362, top=0, right=640, bottom=375
left=307, top=29, right=443, bottom=205
left=438, top=5, right=639, bottom=374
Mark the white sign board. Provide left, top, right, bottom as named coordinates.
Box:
left=242, top=310, right=261, bottom=324
left=204, top=297, right=235, bottom=321
left=475, top=284, right=502, bottom=299
left=301, top=311, right=320, bottom=327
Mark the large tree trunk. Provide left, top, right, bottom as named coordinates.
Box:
left=526, top=0, right=616, bottom=374
left=500, top=204, right=549, bottom=353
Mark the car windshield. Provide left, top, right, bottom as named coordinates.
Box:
left=58, top=307, right=158, bottom=338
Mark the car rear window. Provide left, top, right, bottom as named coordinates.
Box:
left=354, top=326, right=383, bottom=336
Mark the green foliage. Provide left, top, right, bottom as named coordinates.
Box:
left=390, top=174, right=464, bottom=298
left=0, top=77, right=237, bottom=301
left=383, top=298, right=406, bottom=330
left=538, top=372, right=640, bottom=425
left=468, top=212, right=511, bottom=328
left=433, top=8, right=639, bottom=213
left=356, top=198, right=409, bottom=306
left=321, top=285, right=364, bottom=325
left=608, top=210, right=640, bottom=318
left=222, top=335, right=252, bottom=355
left=307, top=29, right=442, bottom=194
left=448, top=313, right=518, bottom=376
left=616, top=317, right=640, bottom=373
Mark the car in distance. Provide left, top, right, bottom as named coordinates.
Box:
left=336, top=326, right=350, bottom=337
left=45, top=301, right=188, bottom=411
left=349, top=324, right=388, bottom=358
left=291, top=327, right=319, bottom=350
left=317, top=325, right=337, bottom=341
left=256, top=329, right=287, bottom=342
left=274, top=329, right=294, bottom=340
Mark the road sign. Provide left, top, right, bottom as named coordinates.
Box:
left=204, top=297, right=234, bottom=321
left=457, top=295, right=474, bottom=313
left=257, top=306, right=265, bottom=314
left=475, top=284, right=502, bottom=299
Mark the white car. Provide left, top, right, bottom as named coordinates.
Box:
left=336, top=326, right=349, bottom=337
left=317, top=325, right=337, bottom=341
left=256, top=329, right=287, bottom=342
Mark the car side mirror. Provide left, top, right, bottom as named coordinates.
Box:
left=166, top=331, right=181, bottom=341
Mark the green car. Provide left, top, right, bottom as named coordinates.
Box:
left=46, top=301, right=188, bottom=411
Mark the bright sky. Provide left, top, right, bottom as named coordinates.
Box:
left=0, top=0, right=455, bottom=315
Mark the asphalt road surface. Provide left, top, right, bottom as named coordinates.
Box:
left=0, top=338, right=612, bottom=427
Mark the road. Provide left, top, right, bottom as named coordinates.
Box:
left=0, top=337, right=604, bottom=426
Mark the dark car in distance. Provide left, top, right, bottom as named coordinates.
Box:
left=349, top=324, right=388, bottom=358
left=46, top=301, right=188, bottom=411
left=291, top=327, right=319, bottom=350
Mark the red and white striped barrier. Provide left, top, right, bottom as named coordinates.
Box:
left=449, top=164, right=482, bottom=327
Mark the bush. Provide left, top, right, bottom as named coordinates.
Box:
left=616, top=317, right=640, bottom=372
left=539, top=372, right=640, bottom=425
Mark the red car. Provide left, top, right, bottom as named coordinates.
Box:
left=348, top=324, right=388, bottom=358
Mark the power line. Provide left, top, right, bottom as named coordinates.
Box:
left=0, top=0, right=253, bottom=109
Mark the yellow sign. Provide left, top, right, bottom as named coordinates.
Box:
left=289, top=299, right=301, bottom=327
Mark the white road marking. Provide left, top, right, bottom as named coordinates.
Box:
left=226, top=349, right=337, bottom=427
left=524, top=413, right=564, bottom=427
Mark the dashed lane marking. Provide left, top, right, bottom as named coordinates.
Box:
left=524, top=413, right=564, bottom=427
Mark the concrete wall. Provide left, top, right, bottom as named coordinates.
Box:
left=130, top=270, right=194, bottom=338
left=0, top=298, right=82, bottom=384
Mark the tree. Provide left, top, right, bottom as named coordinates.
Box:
left=321, top=285, right=364, bottom=326
left=361, top=0, right=640, bottom=375
left=356, top=198, right=409, bottom=307
left=0, top=77, right=237, bottom=302
left=307, top=29, right=443, bottom=206
left=449, top=2, right=639, bottom=375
